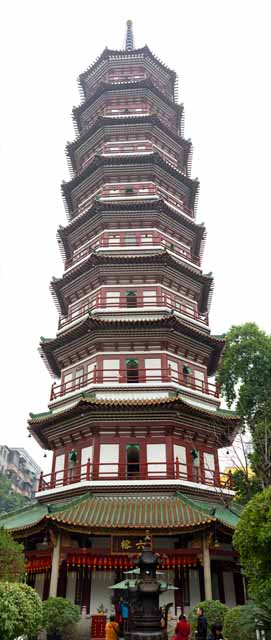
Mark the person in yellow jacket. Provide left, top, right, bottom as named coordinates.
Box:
left=105, top=615, right=120, bottom=640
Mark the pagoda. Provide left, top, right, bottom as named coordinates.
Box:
left=0, top=22, right=245, bottom=616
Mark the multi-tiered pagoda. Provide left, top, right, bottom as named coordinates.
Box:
left=1, top=22, right=245, bottom=615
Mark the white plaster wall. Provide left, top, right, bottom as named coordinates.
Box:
left=189, top=569, right=201, bottom=608
left=55, top=454, right=65, bottom=481
left=90, top=571, right=115, bottom=616
left=223, top=571, right=236, bottom=607
left=34, top=573, right=45, bottom=599
left=66, top=571, right=77, bottom=603
left=99, top=444, right=119, bottom=476
left=159, top=570, right=175, bottom=608
left=147, top=443, right=166, bottom=475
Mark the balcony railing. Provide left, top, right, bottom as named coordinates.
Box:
left=79, top=142, right=178, bottom=174
left=64, top=237, right=200, bottom=270
left=37, top=459, right=233, bottom=492
left=50, top=368, right=219, bottom=401
left=58, top=294, right=208, bottom=329
left=76, top=184, right=194, bottom=219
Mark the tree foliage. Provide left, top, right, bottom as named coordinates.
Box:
left=0, top=581, right=42, bottom=640
left=42, top=597, right=80, bottom=635
left=188, top=600, right=228, bottom=633
left=218, top=322, right=271, bottom=421
left=218, top=323, right=271, bottom=488
left=223, top=606, right=255, bottom=640
left=0, top=527, right=25, bottom=582
left=233, top=486, right=271, bottom=603
left=231, top=468, right=262, bottom=505
left=0, top=472, right=28, bottom=515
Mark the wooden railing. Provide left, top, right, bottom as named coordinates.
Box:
left=64, top=237, right=200, bottom=270
left=58, top=294, right=208, bottom=329
left=37, top=459, right=233, bottom=492
left=50, top=367, right=218, bottom=401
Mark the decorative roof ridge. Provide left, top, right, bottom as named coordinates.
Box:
left=216, top=407, right=238, bottom=417
left=73, top=78, right=182, bottom=119
left=66, top=114, right=191, bottom=156
left=79, top=45, right=176, bottom=88
left=175, top=491, right=216, bottom=518
left=48, top=492, right=94, bottom=516
left=29, top=394, right=240, bottom=430
left=0, top=501, right=41, bottom=521
left=184, top=497, right=241, bottom=530
left=51, top=250, right=211, bottom=288
left=40, top=314, right=223, bottom=349
left=57, top=198, right=204, bottom=244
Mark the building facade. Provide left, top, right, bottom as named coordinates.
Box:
left=0, top=22, right=244, bottom=615
left=0, top=446, right=41, bottom=500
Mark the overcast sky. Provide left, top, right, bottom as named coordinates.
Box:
left=1, top=0, right=270, bottom=471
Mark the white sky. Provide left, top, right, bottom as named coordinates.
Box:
left=1, top=0, right=271, bottom=472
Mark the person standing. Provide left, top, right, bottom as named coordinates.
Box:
left=175, top=614, right=191, bottom=640
left=196, top=607, right=207, bottom=640
left=120, top=598, right=129, bottom=633
left=105, top=616, right=119, bottom=640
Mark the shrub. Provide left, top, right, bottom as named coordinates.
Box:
left=223, top=606, right=255, bottom=640
left=0, top=527, right=25, bottom=581
left=188, top=600, right=228, bottom=633
left=42, top=597, right=80, bottom=636
left=0, top=581, right=42, bottom=640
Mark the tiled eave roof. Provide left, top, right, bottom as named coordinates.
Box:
left=48, top=493, right=214, bottom=530
left=73, top=79, right=182, bottom=125
left=0, top=492, right=240, bottom=535
left=39, top=315, right=224, bottom=378
left=51, top=251, right=213, bottom=316
left=28, top=394, right=240, bottom=430
left=79, top=46, right=177, bottom=93
left=66, top=114, right=191, bottom=169
left=57, top=199, right=205, bottom=261
left=61, top=153, right=199, bottom=214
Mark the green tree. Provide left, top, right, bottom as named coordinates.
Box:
left=0, top=527, right=25, bottom=581
left=0, top=581, right=42, bottom=640
left=233, top=486, right=271, bottom=603
left=0, top=472, right=28, bottom=514
left=218, top=323, right=271, bottom=488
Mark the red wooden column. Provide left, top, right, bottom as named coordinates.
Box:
left=165, top=434, right=174, bottom=479
left=92, top=436, right=100, bottom=480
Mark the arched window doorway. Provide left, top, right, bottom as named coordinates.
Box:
left=126, top=444, right=140, bottom=478
left=126, top=290, right=137, bottom=308
left=126, top=358, right=139, bottom=383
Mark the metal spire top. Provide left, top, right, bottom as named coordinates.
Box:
left=125, top=19, right=134, bottom=51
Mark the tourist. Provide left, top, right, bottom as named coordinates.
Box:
left=196, top=607, right=207, bottom=640
left=115, top=600, right=122, bottom=625
left=175, top=613, right=191, bottom=640
left=120, top=598, right=129, bottom=633
left=105, top=615, right=120, bottom=640
left=159, top=607, right=166, bottom=628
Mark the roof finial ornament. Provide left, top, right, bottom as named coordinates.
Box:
left=125, top=19, right=134, bottom=51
